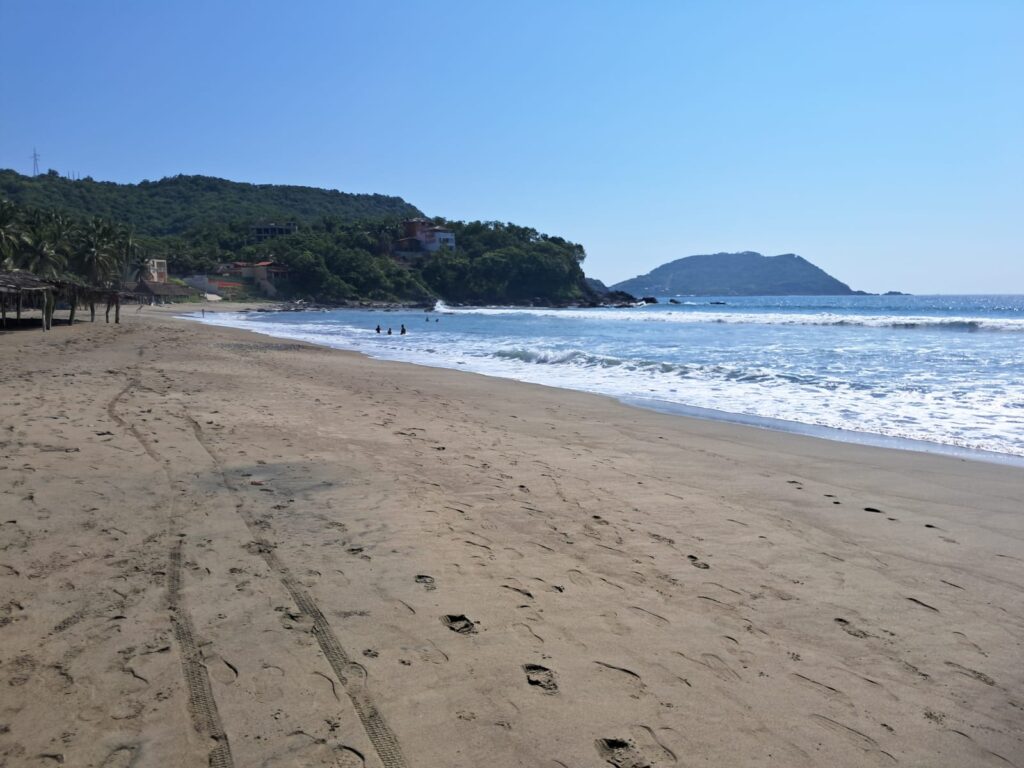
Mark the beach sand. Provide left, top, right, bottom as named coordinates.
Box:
left=1, top=312, right=1021, bottom=767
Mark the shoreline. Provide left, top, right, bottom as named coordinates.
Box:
left=177, top=304, right=1024, bottom=468
left=2, top=313, right=1022, bottom=767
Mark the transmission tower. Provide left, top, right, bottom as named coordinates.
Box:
left=31, top=148, right=40, bottom=176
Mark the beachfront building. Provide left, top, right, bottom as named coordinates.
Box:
left=213, top=260, right=290, bottom=297
left=125, top=279, right=197, bottom=304
left=251, top=222, right=298, bottom=243
left=183, top=274, right=246, bottom=299
left=134, top=258, right=168, bottom=283
left=396, top=218, right=456, bottom=255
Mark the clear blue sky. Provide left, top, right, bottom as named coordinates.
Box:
left=2, top=1, right=1021, bottom=293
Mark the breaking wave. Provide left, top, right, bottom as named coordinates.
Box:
left=445, top=307, right=1024, bottom=332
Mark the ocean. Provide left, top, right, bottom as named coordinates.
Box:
left=190, top=294, right=1024, bottom=462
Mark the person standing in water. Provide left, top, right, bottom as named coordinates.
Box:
left=375, top=324, right=381, bottom=334
left=400, top=324, right=407, bottom=335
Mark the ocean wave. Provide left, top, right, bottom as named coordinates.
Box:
left=492, top=348, right=625, bottom=367
left=486, top=347, right=878, bottom=390
left=184, top=310, right=1024, bottom=458
left=445, top=307, right=1024, bottom=332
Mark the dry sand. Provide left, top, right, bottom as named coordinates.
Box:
left=1, top=311, right=1022, bottom=768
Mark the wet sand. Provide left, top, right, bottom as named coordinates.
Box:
left=1, top=312, right=1022, bottom=767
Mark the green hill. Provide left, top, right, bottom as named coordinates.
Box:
left=613, top=252, right=858, bottom=296
left=1, top=170, right=594, bottom=306
left=0, top=169, right=421, bottom=236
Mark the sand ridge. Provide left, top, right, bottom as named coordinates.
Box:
left=1, top=314, right=1022, bottom=767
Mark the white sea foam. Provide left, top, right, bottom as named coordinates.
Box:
left=442, top=306, right=1024, bottom=331
left=189, top=309, right=1024, bottom=459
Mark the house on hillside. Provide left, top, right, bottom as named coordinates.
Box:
left=251, top=222, right=298, bottom=243
left=214, top=260, right=290, bottom=297
left=395, top=218, right=455, bottom=255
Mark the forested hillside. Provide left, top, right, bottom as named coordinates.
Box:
left=1, top=170, right=595, bottom=305
left=214, top=218, right=590, bottom=304
left=421, top=221, right=588, bottom=304
left=0, top=170, right=421, bottom=236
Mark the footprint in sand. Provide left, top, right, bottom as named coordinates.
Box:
left=594, top=661, right=647, bottom=698
left=594, top=737, right=654, bottom=768
left=415, top=574, right=436, bottom=591
left=512, top=622, right=544, bottom=645
left=260, top=732, right=365, bottom=767
left=523, top=664, right=558, bottom=693
left=834, top=617, right=871, bottom=638
left=412, top=642, right=448, bottom=665
left=100, top=745, right=139, bottom=768
left=677, top=652, right=740, bottom=683
left=687, top=555, right=710, bottom=569
left=628, top=725, right=678, bottom=764
left=207, top=656, right=239, bottom=685
left=441, top=614, right=477, bottom=634
left=568, top=569, right=591, bottom=587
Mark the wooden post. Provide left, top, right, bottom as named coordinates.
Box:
left=1, top=295, right=6, bottom=329
left=68, top=289, right=77, bottom=326
left=114, top=294, right=121, bottom=324
left=105, top=296, right=112, bottom=323
left=16, top=292, right=22, bottom=322
left=90, top=299, right=95, bottom=322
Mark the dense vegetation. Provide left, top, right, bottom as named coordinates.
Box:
left=212, top=218, right=590, bottom=304
left=0, top=198, right=139, bottom=287
left=613, top=251, right=859, bottom=296
left=228, top=219, right=434, bottom=303
left=0, top=169, right=421, bottom=236
left=421, top=221, right=588, bottom=304
left=1, top=170, right=596, bottom=305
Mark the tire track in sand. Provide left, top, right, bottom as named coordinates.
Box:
left=108, top=381, right=236, bottom=768
left=169, top=539, right=235, bottom=768
left=186, top=414, right=407, bottom=768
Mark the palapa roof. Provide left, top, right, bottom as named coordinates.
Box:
left=126, top=280, right=197, bottom=297
left=0, top=270, right=55, bottom=294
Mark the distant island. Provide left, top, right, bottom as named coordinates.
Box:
left=612, top=251, right=863, bottom=296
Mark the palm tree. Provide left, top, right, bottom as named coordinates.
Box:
left=47, top=211, right=76, bottom=272
left=128, top=248, right=152, bottom=283
left=73, top=218, right=123, bottom=322
left=0, top=200, right=26, bottom=269
left=116, top=224, right=138, bottom=281
left=19, top=210, right=65, bottom=278
left=74, top=217, right=119, bottom=286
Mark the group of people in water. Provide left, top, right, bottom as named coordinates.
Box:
left=375, top=316, right=440, bottom=336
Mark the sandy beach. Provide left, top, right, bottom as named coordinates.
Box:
left=1, top=311, right=1022, bottom=768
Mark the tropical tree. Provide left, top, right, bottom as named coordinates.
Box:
left=127, top=247, right=152, bottom=283
left=116, top=224, right=138, bottom=281
left=18, top=210, right=65, bottom=278
left=74, top=217, right=119, bottom=286
left=47, top=211, right=77, bottom=271
left=0, top=199, right=25, bottom=269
